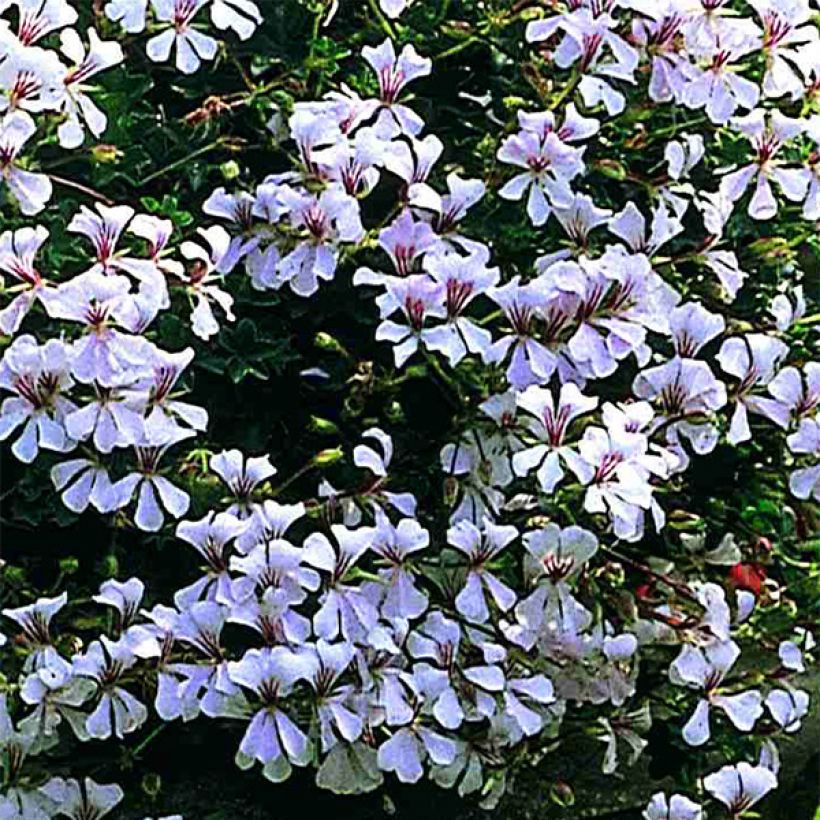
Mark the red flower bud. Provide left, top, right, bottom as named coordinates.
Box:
left=728, top=563, right=766, bottom=595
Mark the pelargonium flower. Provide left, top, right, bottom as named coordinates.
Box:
left=175, top=511, right=247, bottom=606
left=299, top=639, right=363, bottom=751
left=749, top=0, right=818, bottom=99
left=0, top=225, right=53, bottom=335
left=523, top=523, right=598, bottom=585
left=496, top=125, right=584, bottom=226
left=682, top=37, right=760, bottom=124
left=353, top=427, right=417, bottom=517
left=210, top=0, right=263, bottom=41
left=765, top=687, right=810, bottom=732
left=58, top=28, right=124, bottom=149
left=512, top=382, right=598, bottom=493
left=51, top=458, right=121, bottom=514
left=2, top=592, right=67, bottom=669
left=377, top=719, right=457, bottom=784
left=0, top=110, right=52, bottom=214
left=0, top=334, right=76, bottom=463
left=718, top=110, right=808, bottom=220
left=72, top=636, right=148, bottom=739
left=670, top=640, right=763, bottom=746
left=633, top=357, right=727, bottom=457
left=361, top=38, right=431, bottom=136
left=420, top=247, right=499, bottom=365
left=227, top=647, right=313, bottom=781
left=575, top=421, right=671, bottom=542
left=787, top=417, right=820, bottom=501
left=39, top=778, right=123, bottom=820
left=375, top=274, right=446, bottom=367
left=448, top=517, right=518, bottom=623
left=642, top=792, right=703, bottom=820
left=210, top=448, right=276, bottom=518
left=755, top=363, right=819, bottom=429
left=177, top=226, right=236, bottom=339
left=703, top=761, right=777, bottom=816
left=147, top=0, right=218, bottom=74
left=112, top=430, right=193, bottom=531
left=13, top=0, right=77, bottom=44
left=303, top=524, right=379, bottom=644
left=277, top=186, right=364, bottom=297
left=483, top=277, right=557, bottom=389
left=717, top=333, right=789, bottom=444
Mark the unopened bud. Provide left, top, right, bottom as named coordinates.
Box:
left=314, top=447, right=343, bottom=467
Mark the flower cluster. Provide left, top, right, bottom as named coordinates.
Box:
left=1, top=0, right=818, bottom=816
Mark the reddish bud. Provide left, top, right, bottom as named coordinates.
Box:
left=728, top=563, right=766, bottom=595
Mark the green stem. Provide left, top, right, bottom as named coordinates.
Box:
left=366, top=0, right=397, bottom=40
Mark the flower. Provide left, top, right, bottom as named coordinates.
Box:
left=0, top=334, right=75, bottom=463
left=58, top=28, right=124, bottom=149
left=40, top=778, right=124, bottom=820
left=72, top=636, right=148, bottom=739
left=147, top=0, right=218, bottom=74
left=228, top=647, right=313, bottom=780
left=703, top=761, right=777, bottom=815
left=670, top=640, right=763, bottom=746
left=0, top=110, right=52, bottom=214
left=448, top=517, right=518, bottom=623
left=361, top=38, right=431, bottom=135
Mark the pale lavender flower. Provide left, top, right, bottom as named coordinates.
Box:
left=370, top=510, right=429, bottom=620
left=421, top=247, right=499, bottom=365
left=719, top=110, right=808, bottom=220
left=497, top=128, right=583, bottom=225
left=46, top=271, right=155, bottom=385
left=448, top=517, right=517, bottom=623
left=670, top=640, right=763, bottom=746
left=58, top=28, right=124, bottom=149
left=643, top=792, right=703, bottom=820
left=2, top=592, right=66, bottom=669
left=300, top=639, right=363, bottom=751
left=0, top=110, right=52, bottom=214
left=375, top=274, right=446, bottom=367
left=669, top=302, right=726, bottom=358
left=377, top=722, right=457, bottom=783
left=0, top=334, right=75, bottom=462
left=0, top=225, right=52, bottom=335
left=787, top=417, right=820, bottom=501
left=113, top=431, right=193, bottom=531
left=717, top=334, right=789, bottom=444
left=210, top=0, right=262, bottom=40
left=228, top=647, right=312, bottom=780
left=483, top=277, right=557, bottom=389
left=609, top=201, right=682, bottom=255
left=147, top=0, right=218, bottom=74
left=175, top=511, right=247, bottom=606
left=523, top=523, right=598, bottom=585
left=749, top=0, right=818, bottom=99
left=755, top=363, right=819, bottom=429
left=765, top=688, right=810, bottom=732
left=440, top=430, right=512, bottom=523
left=72, top=636, right=148, bottom=739
left=682, top=38, right=761, bottom=124
left=303, top=524, right=379, bottom=644
left=13, top=0, right=77, bottom=44
left=50, top=458, right=121, bottom=513
left=39, top=778, right=123, bottom=820
left=177, top=226, right=236, bottom=339
left=703, top=761, right=777, bottom=815
left=512, top=382, right=598, bottom=493
left=361, top=38, right=431, bottom=136
left=210, top=448, right=276, bottom=518
left=278, top=186, right=364, bottom=297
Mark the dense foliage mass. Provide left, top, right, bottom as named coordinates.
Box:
left=0, top=0, right=818, bottom=817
